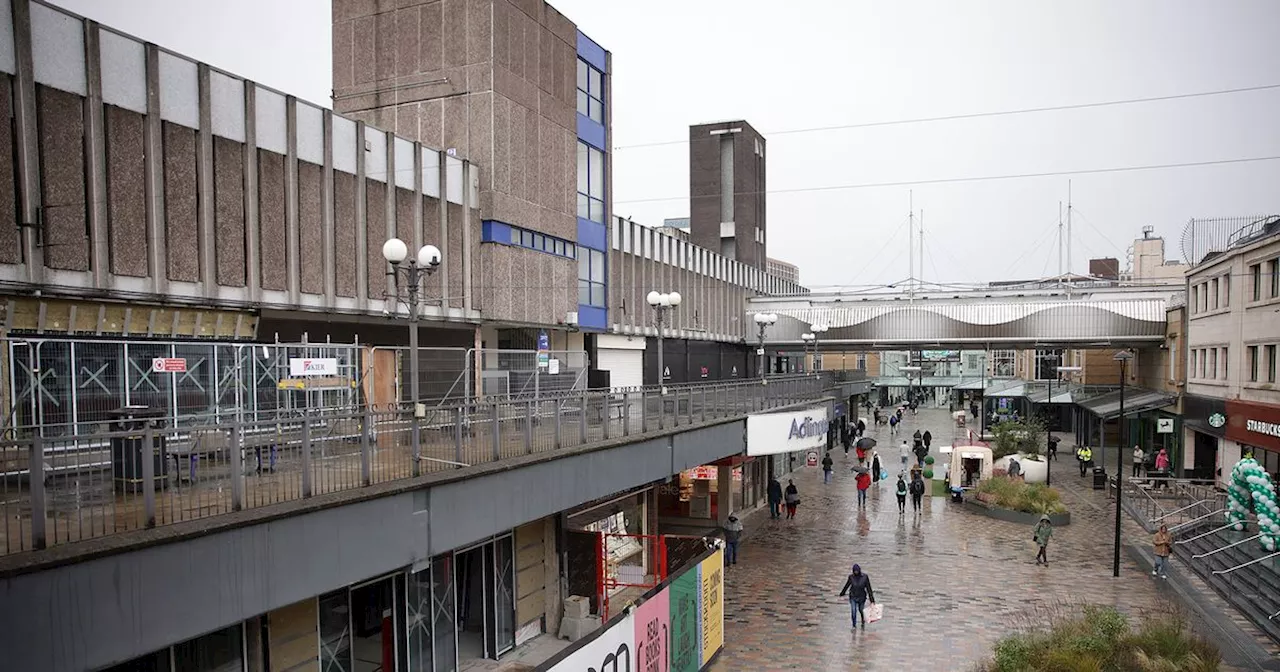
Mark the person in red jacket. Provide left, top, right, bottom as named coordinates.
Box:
left=856, top=470, right=872, bottom=507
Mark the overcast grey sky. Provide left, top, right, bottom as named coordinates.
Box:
left=55, top=0, right=1280, bottom=288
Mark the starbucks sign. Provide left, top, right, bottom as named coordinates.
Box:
left=1208, top=412, right=1227, bottom=429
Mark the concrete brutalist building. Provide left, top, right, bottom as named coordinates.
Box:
left=689, top=120, right=767, bottom=271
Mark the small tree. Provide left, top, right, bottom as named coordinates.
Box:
left=990, top=417, right=1047, bottom=459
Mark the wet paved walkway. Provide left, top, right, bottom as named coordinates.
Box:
left=708, top=406, right=1273, bottom=671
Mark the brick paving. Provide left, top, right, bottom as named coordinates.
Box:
left=707, top=406, right=1271, bottom=671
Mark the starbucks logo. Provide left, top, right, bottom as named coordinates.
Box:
left=1208, top=412, right=1227, bottom=429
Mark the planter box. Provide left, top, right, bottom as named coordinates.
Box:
left=963, top=499, right=1071, bottom=526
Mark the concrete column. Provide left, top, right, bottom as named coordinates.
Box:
left=284, top=96, right=300, bottom=304
left=195, top=64, right=216, bottom=296
left=542, top=516, right=562, bottom=636
left=142, top=43, right=167, bottom=294
left=384, top=130, right=396, bottom=302
left=11, top=0, right=44, bottom=283
left=321, top=111, right=336, bottom=303
left=82, top=21, right=109, bottom=289
left=462, top=160, right=474, bottom=313
left=242, top=84, right=261, bottom=301
left=716, top=464, right=732, bottom=525
left=354, top=121, right=368, bottom=310
left=436, top=150, right=448, bottom=308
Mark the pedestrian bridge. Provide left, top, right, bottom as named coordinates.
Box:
left=749, top=285, right=1179, bottom=349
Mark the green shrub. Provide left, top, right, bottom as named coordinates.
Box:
left=924, top=455, right=935, bottom=465
left=973, top=606, right=1220, bottom=672
left=976, top=476, right=1067, bottom=514
left=923, top=469, right=934, bottom=479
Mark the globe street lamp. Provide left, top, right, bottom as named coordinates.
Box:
left=1046, top=365, right=1082, bottom=486
left=800, top=333, right=815, bottom=373
left=647, top=291, right=682, bottom=395
left=809, top=324, right=829, bottom=374
left=383, top=237, right=442, bottom=477
left=753, top=312, right=778, bottom=382
left=900, top=364, right=922, bottom=408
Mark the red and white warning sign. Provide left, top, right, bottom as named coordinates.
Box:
left=152, top=358, right=187, bottom=373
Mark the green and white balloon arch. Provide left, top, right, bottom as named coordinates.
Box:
left=1227, top=457, right=1279, bottom=552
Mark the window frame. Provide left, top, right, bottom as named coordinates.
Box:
left=576, top=58, right=605, bottom=123
left=576, top=141, right=606, bottom=224
left=1251, top=263, right=1262, bottom=301
left=577, top=246, right=607, bottom=308
left=1267, top=344, right=1278, bottom=384
left=1249, top=345, right=1260, bottom=382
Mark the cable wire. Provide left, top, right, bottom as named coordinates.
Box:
left=613, top=83, right=1280, bottom=150
left=613, top=155, right=1280, bottom=205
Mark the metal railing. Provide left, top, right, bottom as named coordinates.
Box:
left=0, top=374, right=834, bottom=556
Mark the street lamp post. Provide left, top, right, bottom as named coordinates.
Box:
left=382, top=237, right=442, bottom=478
left=801, top=333, right=815, bottom=373
left=753, top=313, right=778, bottom=382
left=1047, top=365, right=1082, bottom=486
left=646, top=291, right=682, bottom=395
left=809, top=324, right=828, bottom=374
left=1113, top=349, right=1134, bottom=578
left=980, top=350, right=988, bottom=436
left=901, top=364, right=922, bottom=409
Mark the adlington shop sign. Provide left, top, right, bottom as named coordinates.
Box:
left=746, top=406, right=830, bottom=457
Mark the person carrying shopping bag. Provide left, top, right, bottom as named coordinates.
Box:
left=838, top=564, right=877, bottom=630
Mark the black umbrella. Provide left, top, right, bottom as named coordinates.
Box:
left=855, top=437, right=877, bottom=450
left=851, top=464, right=869, bottom=474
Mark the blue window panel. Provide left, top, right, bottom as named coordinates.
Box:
left=576, top=31, right=607, bottom=71
left=481, top=220, right=513, bottom=245
left=577, top=218, right=608, bottom=251
left=577, top=113, right=605, bottom=151
left=577, top=304, right=608, bottom=331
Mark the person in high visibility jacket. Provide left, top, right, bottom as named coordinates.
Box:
left=1077, top=446, right=1094, bottom=477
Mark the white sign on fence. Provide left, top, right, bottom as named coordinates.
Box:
left=289, top=358, right=339, bottom=376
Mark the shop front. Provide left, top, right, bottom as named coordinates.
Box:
left=563, top=487, right=658, bottom=617
left=1226, top=399, right=1280, bottom=484
left=1183, top=394, right=1229, bottom=482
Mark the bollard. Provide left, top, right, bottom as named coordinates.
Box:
left=29, top=435, right=46, bottom=549
left=301, top=413, right=313, bottom=497
left=361, top=407, right=373, bottom=485
left=230, top=424, right=244, bottom=511
left=142, top=425, right=157, bottom=528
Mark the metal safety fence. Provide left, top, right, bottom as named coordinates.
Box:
left=0, top=374, right=834, bottom=556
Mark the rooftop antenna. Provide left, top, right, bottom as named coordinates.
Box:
left=1058, top=201, right=1064, bottom=283
left=1066, top=180, right=1073, bottom=296
left=908, top=191, right=915, bottom=301
left=920, top=209, right=925, bottom=288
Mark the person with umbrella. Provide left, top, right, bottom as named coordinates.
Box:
left=855, top=436, right=876, bottom=463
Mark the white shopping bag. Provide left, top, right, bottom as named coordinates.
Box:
left=867, top=602, right=884, bottom=623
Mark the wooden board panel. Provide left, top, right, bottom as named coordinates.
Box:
left=268, top=597, right=319, bottom=672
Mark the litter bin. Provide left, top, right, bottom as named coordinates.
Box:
left=1092, top=466, right=1108, bottom=491
left=109, top=405, right=168, bottom=494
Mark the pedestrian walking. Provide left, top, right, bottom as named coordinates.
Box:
left=722, top=514, right=743, bottom=565
left=856, top=418, right=866, bottom=439
left=1033, top=514, right=1053, bottom=565
left=767, top=477, right=783, bottom=519
left=922, top=429, right=932, bottom=450
left=900, top=440, right=911, bottom=470
left=1007, top=456, right=1022, bottom=479
left=1077, top=446, right=1093, bottom=477
left=909, top=472, right=925, bottom=512
left=1132, top=444, right=1146, bottom=477
left=838, top=564, right=876, bottom=630
left=913, top=429, right=923, bottom=449
left=895, top=475, right=908, bottom=514
left=1152, top=524, right=1173, bottom=579
left=871, top=451, right=882, bottom=483
left=1155, top=447, right=1170, bottom=472
left=889, top=414, right=898, bottom=435
left=822, top=452, right=834, bottom=484
left=1048, top=435, right=1059, bottom=461
left=784, top=480, right=800, bottom=519
left=856, top=469, right=871, bottom=507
